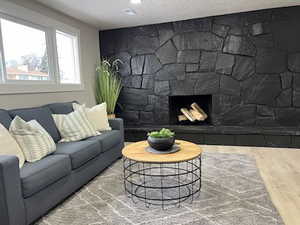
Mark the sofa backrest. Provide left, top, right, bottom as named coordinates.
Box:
left=0, top=109, right=12, bottom=129
left=0, top=101, right=77, bottom=143
left=45, top=101, right=76, bottom=114
left=9, top=106, right=61, bottom=143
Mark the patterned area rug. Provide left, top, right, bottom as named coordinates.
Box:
left=36, top=153, right=284, bottom=225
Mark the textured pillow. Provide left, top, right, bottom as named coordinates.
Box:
left=9, top=116, right=56, bottom=163
left=0, top=123, right=25, bottom=168
left=52, top=108, right=99, bottom=142
left=73, top=103, right=111, bottom=131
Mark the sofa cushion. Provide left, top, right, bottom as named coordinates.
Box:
left=0, top=109, right=12, bottom=129
left=20, top=155, right=71, bottom=198
left=0, top=123, right=25, bottom=168
left=55, top=141, right=101, bottom=169
left=87, top=130, right=122, bottom=152
left=45, top=101, right=76, bottom=114
left=9, top=106, right=60, bottom=143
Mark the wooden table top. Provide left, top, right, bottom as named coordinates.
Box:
left=122, top=140, right=203, bottom=163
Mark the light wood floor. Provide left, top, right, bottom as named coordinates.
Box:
left=201, top=145, right=300, bottom=225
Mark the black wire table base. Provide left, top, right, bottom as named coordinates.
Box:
left=123, top=156, right=202, bottom=208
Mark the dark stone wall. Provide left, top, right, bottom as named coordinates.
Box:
left=100, top=6, right=300, bottom=127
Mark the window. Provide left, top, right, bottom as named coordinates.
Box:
left=1, top=19, right=50, bottom=81
left=56, top=31, right=80, bottom=84
left=0, top=1, right=82, bottom=93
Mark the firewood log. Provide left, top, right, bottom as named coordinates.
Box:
left=178, top=114, right=188, bottom=121
left=191, top=103, right=207, bottom=120
left=180, top=108, right=195, bottom=122
left=190, top=109, right=205, bottom=121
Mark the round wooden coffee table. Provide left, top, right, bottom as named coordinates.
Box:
left=122, top=140, right=202, bottom=208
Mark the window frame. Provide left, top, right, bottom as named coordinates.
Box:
left=0, top=1, right=84, bottom=94
left=0, top=13, right=56, bottom=85
left=56, top=29, right=81, bottom=85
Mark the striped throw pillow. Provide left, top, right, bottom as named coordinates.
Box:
left=73, top=103, right=111, bottom=131
left=53, top=108, right=100, bottom=142
left=9, top=116, right=56, bottom=163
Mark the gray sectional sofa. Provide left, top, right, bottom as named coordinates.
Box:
left=0, top=102, right=124, bottom=225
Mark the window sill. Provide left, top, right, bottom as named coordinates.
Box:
left=0, top=83, right=84, bottom=94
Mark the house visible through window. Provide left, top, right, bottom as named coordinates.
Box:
left=0, top=2, right=82, bottom=93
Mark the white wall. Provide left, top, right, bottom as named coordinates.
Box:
left=0, top=0, right=100, bottom=109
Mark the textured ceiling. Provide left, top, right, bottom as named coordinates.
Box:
left=35, top=0, right=300, bottom=30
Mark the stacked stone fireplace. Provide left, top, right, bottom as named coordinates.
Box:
left=100, top=6, right=300, bottom=131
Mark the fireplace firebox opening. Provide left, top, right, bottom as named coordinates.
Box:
left=169, top=95, right=212, bottom=125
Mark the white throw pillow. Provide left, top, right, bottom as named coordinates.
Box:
left=0, top=123, right=25, bottom=168
left=53, top=107, right=100, bottom=142
left=73, top=103, right=111, bottom=131
left=9, top=116, right=56, bottom=163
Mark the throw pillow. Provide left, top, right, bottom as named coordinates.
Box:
left=9, top=116, right=56, bottom=163
left=0, top=123, right=25, bottom=168
left=53, top=108, right=99, bottom=142
left=73, top=102, right=111, bottom=131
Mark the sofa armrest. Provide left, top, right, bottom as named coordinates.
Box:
left=0, top=155, right=26, bottom=225
left=109, top=118, right=124, bottom=131
left=109, top=118, right=124, bottom=143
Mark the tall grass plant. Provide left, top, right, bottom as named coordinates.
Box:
left=95, top=59, right=122, bottom=114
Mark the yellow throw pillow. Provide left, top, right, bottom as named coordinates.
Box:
left=53, top=107, right=100, bottom=142
left=0, top=123, right=25, bottom=168
left=73, top=103, right=111, bottom=131
left=9, top=116, right=56, bottom=163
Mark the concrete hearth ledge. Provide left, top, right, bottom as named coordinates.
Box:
left=125, top=125, right=300, bottom=148
left=125, top=125, right=300, bottom=136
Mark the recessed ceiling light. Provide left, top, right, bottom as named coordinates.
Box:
left=123, top=8, right=137, bottom=16
left=130, top=0, right=142, bottom=4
